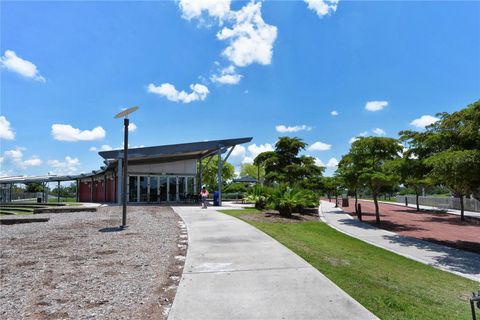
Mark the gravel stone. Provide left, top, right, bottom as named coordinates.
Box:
left=0, top=206, right=185, bottom=320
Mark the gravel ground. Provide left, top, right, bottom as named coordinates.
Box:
left=0, top=205, right=187, bottom=320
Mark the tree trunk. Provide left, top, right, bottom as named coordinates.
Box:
left=415, top=189, right=420, bottom=211
left=373, top=192, right=380, bottom=224
left=460, top=195, right=465, bottom=221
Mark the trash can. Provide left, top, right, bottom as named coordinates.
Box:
left=213, top=191, right=220, bottom=206
left=37, top=197, right=42, bottom=203
left=342, top=197, right=349, bottom=207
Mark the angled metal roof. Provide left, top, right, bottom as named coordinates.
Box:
left=233, top=176, right=258, bottom=183
left=98, top=137, right=253, bottom=161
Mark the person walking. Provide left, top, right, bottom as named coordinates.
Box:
left=200, top=186, right=209, bottom=209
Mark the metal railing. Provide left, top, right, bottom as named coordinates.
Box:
left=397, top=195, right=480, bottom=212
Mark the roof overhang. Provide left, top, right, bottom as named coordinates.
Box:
left=99, top=137, right=253, bottom=162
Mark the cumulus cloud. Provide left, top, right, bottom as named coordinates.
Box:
left=365, top=100, right=388, bottom=112
left=308, top=141, right=332, bottom=151
left=179, top=0, right=232, bottom=22
left=349, top=131, right=368, bottom=144
left=313, top=157, right=325, bottom=167
left=247, top=143, right=274, bottom=158
left=326, top=157, right=339, bottom=168
left=210, top=65, right=243, bottom=84
left=410, top=115, right=439, bottom=129
left=48, top=156, right=80, bottom=175
left=330, top=110, right=338, bottom=116
left=275, top=124, right=312, bottom=133
left=217, top=1, right=278, bottom=67
left=89, top=145, right=113, bottom=152
left=229, top=145, right=246, bottom=164
left=0, top=116, right=15, bottom=140
left=51, top=124, right=106, bottom=142
left=372, top=128, right=386, bottom=136
left=0, top=50, right=45, bottom=82
left=305, top=0, right=339, bottom=17
left=148, top=83, right=209, bottom=103
left=3, top=147, right=42, bottom=169
left=128, top=123, right=137, bottom=132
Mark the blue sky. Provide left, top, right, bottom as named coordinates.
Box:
left=1, top=0, right=479, bottom=177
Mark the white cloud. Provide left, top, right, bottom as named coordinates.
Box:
left=313, top=157, right=325, bottom=167
left=330, top=110, right=338, bottom=116
left=210, top=65, right=243, bottom=85
left=410, top=115, right=439, bottom=129
left=372, top=128, right=386, bottom=136
left=48, top=156, right=80, bottom=175
left=247, top=143, right=274, bottom=158
left=128, top=123, right=137, bottom=132
left=3, top=147, right=42, bottom=169
left=308, top=141, right=332, bottom=151
left=0, top=50, right=45, bottom=82
left=179, top=0, right=232, bottom=22
left=349, top=131, right=368, bottom=144
left=365, top=100, right=388, bottom=112
left=51, top=124, right=106, bottom=142
left=217, top=1, right=278, bottom=67
left=326, top=157, right=338, bottom=168
left=275, top=124, right=312, bottom=133
left=229, top=145, right=246, bottom=164
left=242, top=156, right=254, bottom=164
left=305, top=0, right=339, bottom=17
left=148, top=83, right=209, bottom=103
left=89, top=144, right=113, bottom=152
left=0, top=116, right=15, bottom=140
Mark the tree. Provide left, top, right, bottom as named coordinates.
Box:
left=239, top=163, right=265, bottom=181
left=254, top=137, right=324, bottom=187
left=198, top=155, right=235, bottom=191
left=25, top=182, right=45, bottom=193
left=322, top=176, right=341, bottom=206
left=336, top=154, right=362, bottom=213
left=425, top=150, right=480, bottom=221
left=400, top=100, right=480, bottom=201
left=346, top=137, right=402, bottom=223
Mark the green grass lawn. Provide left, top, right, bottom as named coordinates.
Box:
left=48, top=197, right=77, bottom=203
left=220, top=209, right=479, bottom=320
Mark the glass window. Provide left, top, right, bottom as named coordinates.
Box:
left=140, top=176, right=148, bottom=202
left=169, top=177, right=177, bottom=202
left=160, top=177, right=167, bottom=202
left=149, top=176, right=159, bottom=202
left=129, top=176, right=138, bottom=203
left=187, top=177, right=195, bottom=195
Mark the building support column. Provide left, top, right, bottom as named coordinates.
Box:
left=57, top=180, right=60, bottom=203
left=199, top=158, right=203, bottom=191
left=217, top=148, right=223, bottom=206
left=117, top=158, right=123, bottom=205
left=76, top=180, right=80, bottom=202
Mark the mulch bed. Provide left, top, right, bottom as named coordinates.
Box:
left=336, top=200, right=480, bottom=254
left=242, top=210, right=319, bottom=224
left=0, top=206, right=186, bottom=320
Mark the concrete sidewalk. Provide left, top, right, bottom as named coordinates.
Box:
left=168, top=206, right=378, bottom=320
left=320, top=201, right=480, bottom=282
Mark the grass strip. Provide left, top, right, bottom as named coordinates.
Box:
left=220, top=209, right=478, bottom=320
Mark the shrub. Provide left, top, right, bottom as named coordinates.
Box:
left=245, top=185, right=272, bottom=210
left=268, top=187, right=319, bottom=217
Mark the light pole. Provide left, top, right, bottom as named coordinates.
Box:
left=114, top=106, right=139, bottom=229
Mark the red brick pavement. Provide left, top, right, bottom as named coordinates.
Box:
left=332, top=199, right=480, bottom=254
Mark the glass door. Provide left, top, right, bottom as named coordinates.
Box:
left=139, top=176, right=148, bottom=202
left=129, top=176, right=138, bottom=203
left=149, top=176, right=159, bottom=203
left=168, top=176, right=177, bottom=202
left=178, top=177, right=186, bottom=202
left=159, top=177, right=167, bottom=202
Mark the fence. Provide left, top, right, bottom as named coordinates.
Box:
left=397, top=195, right=480, bottom=212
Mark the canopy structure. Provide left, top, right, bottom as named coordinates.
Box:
left=233, top=176, right=258, bottom=183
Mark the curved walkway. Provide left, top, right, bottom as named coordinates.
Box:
left=320, top=201, right=480, bottom=282
left=168, top=206, right=377, bottom=320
